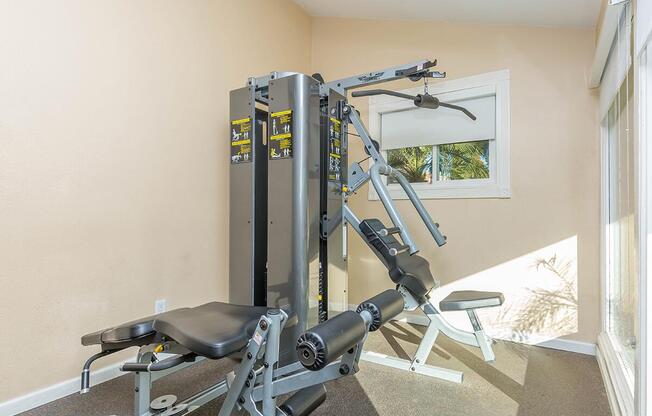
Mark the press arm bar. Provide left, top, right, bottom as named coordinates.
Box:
left=368, top=163, right=419, bottom=254
left=346, top=106, right=446, bottom=250
left=379, top=165, right=447, bottom=247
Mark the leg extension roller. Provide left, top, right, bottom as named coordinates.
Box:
left=78, top=290, right=404, bottom=415
left=279, top=384, right=327, bottom=416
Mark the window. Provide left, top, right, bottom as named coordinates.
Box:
left=438, top=140, right=490, bottom=181
left=368, top=70, right=510, bottom=199
left=385, top=141, right=491, bottom=184
left=604, top=65, right=636, bottom=379
left=597, top=2, right=639, bottom=412
left=641, top=37, right=652, bottom=416
left=386, top=146, right=432, bottom=184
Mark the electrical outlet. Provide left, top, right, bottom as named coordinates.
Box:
left=155, top=299, right=167, bottom=314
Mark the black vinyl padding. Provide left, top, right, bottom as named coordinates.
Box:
left=81, top=311, right=186, bottom=346
left=388, top=254, right=434, bottom=300
left=279, top=384, right=327, bottom=416
left=356, top=289, right=405, bottom=331
left=296, top=311, right=366, bottom=371
left=360, top=219, right=436, bottom=302
left=439, top=291, right=505, bottom=312
left=152, top=302, right=271, bottom=359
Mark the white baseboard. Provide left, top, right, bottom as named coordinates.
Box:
left=535, top=338, right=597, bottom=356
left=0, top=357, right=132, bottom=416
left=596, top=332, right=635, bottom=416
left=597, top=343, right=623, bottom=416
left=358, top=304, right=598, bottom=357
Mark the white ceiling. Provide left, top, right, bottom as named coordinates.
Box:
left=293, top=0, right=602, bottom=28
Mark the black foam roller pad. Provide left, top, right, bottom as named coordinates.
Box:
left=356, top=289, right=405, bottom=331
left=296, top=311, right=366, bottom=371
left=279, top=384, right=327, bottom=416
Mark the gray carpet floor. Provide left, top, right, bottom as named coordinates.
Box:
left=19, top=321, right=611, bottom=416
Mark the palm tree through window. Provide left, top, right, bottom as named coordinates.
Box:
left=438, top=140, right=489, bottom=180
left=386, top=146, right=432, bottom=183
left=386, top=140, right=489, bottom=184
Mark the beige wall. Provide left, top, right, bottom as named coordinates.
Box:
left=0, top=0, right=311, bottom=402
left=311, top=18, right=600, bottom=344
left=0, top=4, right=602, bottom=405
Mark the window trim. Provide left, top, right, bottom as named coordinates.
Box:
left=367, top=69, right=511, bottom=200
left=636, top=40, right=652, bottom=416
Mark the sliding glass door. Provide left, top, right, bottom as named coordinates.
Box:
left=639, top=39, right=652, bottom=416
left=601, top=1, right=652, bottom=413
left=605, top=65, right=638, bottom=390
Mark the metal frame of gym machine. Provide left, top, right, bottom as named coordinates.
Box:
left=89, top=291, right=402, bottom=416
left=339, top=103, right=497, bottom=384
left=79, top=59, right=501, bottom=416
left=326, top=60, right=495, bottom=383
left=81, top=70, right=407, bottom=416
left=317, top=60, right=502, bottom=383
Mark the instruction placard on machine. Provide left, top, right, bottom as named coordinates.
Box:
left=269, top=109, right=293, bottom=159
left=328, top=117, right=342, bottom=181
left=231, top=117, right=252, bottom=164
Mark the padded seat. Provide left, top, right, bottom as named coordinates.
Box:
left=152, top=302, right=271, bottom=359
left=360, top=219, right=436, bottom=302
left=81, top=312, right=185, bottom=346
left=388, top=253, right=435, bottom=300
left=439, top=291, right=504, bottom=312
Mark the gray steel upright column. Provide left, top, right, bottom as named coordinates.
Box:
left=229, top=86, right=267, bottom=306
left=266, top=74, right=321, bottom=364
left=320, top=89, right=348, bottom=321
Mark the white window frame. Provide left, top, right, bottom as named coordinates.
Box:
left=637, top=40, right=652, bottom=416
left=596, top=5, right=640, bottom=416
left=367, top=69, right=510, bottom=200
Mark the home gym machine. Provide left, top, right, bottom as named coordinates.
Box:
left=302, top=60, right=505, bottom=383
left=79, top=58, right=504, bottom=416
left=338, top=92, right=504, bottom=384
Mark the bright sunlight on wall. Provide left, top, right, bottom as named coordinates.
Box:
left=429, top=236, right=578, bottom=344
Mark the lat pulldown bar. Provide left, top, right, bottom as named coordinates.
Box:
left=351, top=89, right=476, bottom=120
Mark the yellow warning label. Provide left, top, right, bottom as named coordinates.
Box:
left=328, top=116, right=343, bottom=181
left=231, top=117, right=253, bottom=164
left=271, top=110, right=292, bottom=117
left=270, top=133, right=291, bottom=141
left=270, top=109, right=293, bottom=159
left=232, top=117, right=251, bottom=125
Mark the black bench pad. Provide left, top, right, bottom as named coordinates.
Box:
left=359, top=219, right=436, bottom=302
left=81, top=311, right=187, bottom=346
left=153, top=302, right=270, bottom=359
left=439, top=291, right=504, bottom=312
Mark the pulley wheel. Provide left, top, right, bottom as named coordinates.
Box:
left=160, top=404, right=188, bottom=416
left=150, top=394, right=178, bottom=411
